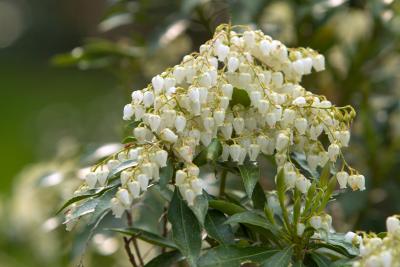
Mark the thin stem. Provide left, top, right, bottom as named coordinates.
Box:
left=132, top=238, right=145, bottom=266
left=124, top=237, right=138, bottom=267
left=161, top=207, right=168, bottom=253
left=219, top=169, right=228, bottom=196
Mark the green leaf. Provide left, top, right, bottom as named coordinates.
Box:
left=108, top=227, right=177, bottom=249
left=209, top=200, right=246, bottom=215
left=122, top=136, right=136, bottom=144
left=312, top=233, right=358, bottom=257
left=56, top=185, right=117, bottom=214
left=168, top=189, right=201, bottom=266
left=108, top=160, right=138, bottom=179
left=319, top=162, right=331, bottom=187
left=310, top=253, right=330, bottom=267
left=204, top=210, right=234, bottom=244
left=89, top=186, right=118, bottom=224
left=145, top=251, right=183, bottom=267
left=291, top=152, right=318, bottom=178
left=261, top=246, right=293, bottom=267
left=252, top=182, right=267, bottom=210
left=225, top=211, right=277, bottom=234
left=238, top=161, right=260, bottom=198
left=190, top=194, right=209, bottom=227
left=198, top=245, right=278, bottom=267
left=194, top=139, right=222, bottom=166
left=159, top=159, right=174, bottom=189
left=230, top=87, right=251, bottom=108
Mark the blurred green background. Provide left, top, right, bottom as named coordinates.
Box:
left=1, top=0, right=400, bottom=266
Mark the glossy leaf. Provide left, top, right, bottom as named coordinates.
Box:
left=261, top=246, right=293, bottom=267
left=193, top=139, right=222, bottom=166
left=310, top=253, right=330, bottom=267
left=225, top=211, right=277, bottom=234
left=190, top=194, right=209, bottom=227
left=108, top=227, right=177, bottom=249
left=238, top=161, right=260, bottom=198
left=230, top=87, right=251, bottom=107
left=204, top=210, right=234, bottom=244
left=208, top=200, right=246, bottom=215
left=168, top=189, right=201, bottom=266
left=252, top=182, right=267, bottom=210
left=145, top=250, right=183, bottom=267
left=198, top=245, right=278, bottom=267
left=107, top=160, right=138, bottom=179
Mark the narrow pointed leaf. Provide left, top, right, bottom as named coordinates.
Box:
left=261, top=246, right=293, bottom=267
left=108, top=227, right=177, bottom=249
left=310, top=253, right=330, bottom=267
left=225, top=211, right=278, bottom=234
left=198, top=245, right=278, bottom=267
left=204, top=210, right=234, bottom=244
left=238, top=161, right=260, bottom=198
left=145, top=250, right=183, bottom=267
left=252, top=182, right=267, bottom=210
left=208, top=200, right=246, bottom=215
left=168, top=189, right=201, bottom=266
left=190, top=194, right=209, bottom=226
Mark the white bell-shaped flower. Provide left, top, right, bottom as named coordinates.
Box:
left=312, top=54, right=325, bottom=72
left=221, top=84, right=233, bottom=99
left=123, top=104, right=134, bottom=121
left=137, top=174, right=149, bottom=191
left=117, top=188, right=132, bottom=207
left=152, top=75, right=164, bottom=94
left=128, top=181, right=141, bottom=198
left=229, top=144, right=242, bottom=162
left=336, top=171, right=349, bottom=189
left=160, top=128, right=178, bottom=143
left=227, top=57, right=239, bottom=72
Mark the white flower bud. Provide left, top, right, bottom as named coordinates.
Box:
left=148, top=114, right=161, bottom=132
left=198, top=87, right=208, bottom=103
left=309, top=124, right=324, bottom=140
left=292, top=60, right=305, bottom=75
left=312, top=54, right=325, bottom=72
left=282, top=109, right=296, bottom=126
left=178, top=146, right=193, bottom=162
left=175, top=170, right=187, bottom=185
left=152, top=75, right=164, bottom=94
left=191, top=179, right=203, bottom=195
left=216, top=44, right=229, bottom=61
left=243, top=31, right=255, bottom=47
left=285, top=171, right=297, bottom=189
left=250, top=91, right=262, bottom=106
left=380, top=251, right=392, bottom=267
left=297, top=223, right=305, bottom=236
left=188, top=87, right=200, bottom=103
left=152, top=150, right=167, bottom=168
left=248, top=144, right=260, bottom=161
left=274, top=105, right=283, bottom=121
left=307, top=154, right=319, bottom=171
left=301, top=58, right=313, bottom=74
left=328, top=143, right=340, bottom=162
left=344, top=231, right=357, bottom=244
left=133, top=127, right=149, bottom=143
left=386, top=216, right=400, bottom=234
left=174, top=115, right=186, bottom=132
left=233, top=117, right=245, bottom=135
left=134, top=105, right=145, bottom=121
left=338, top=131, right=350, bottom=147
left=111, top=198, right=125, bottom=218
left=107, top=159, right=120, bottom=171
left=97, top=170, right=109, bottom=186
left=143, top=91, right=155, bottom=107
left=137, top=174, right=149, bottom=191
left=128, top=181, right=141, bottom=198
left=310, top=216, right=322, bottom=229
left=220, top=144, right=230, bottom=161
left=141, top=163, right=153, bottom=178
left=219, top=96, right=230, bottom=109
left=266, top=113, right=277, bottom=128
left=185, top=189, right=196, bottom=206
left=271, top=72, right=283, bottom=87
left=123, top=104, right=134, bottom=121
left=160, top=128, right=178, bottom=143
left=276, top=133, right=289, bottom=151
left=85, top=172, right=97, bottom=189
left=152, top=164, right=160, bottom=181
left=186, top=166, right=199, bottom=178
left=227, top=57, right=239, bottom=72
left=120, top=170, right=131, bottom=185
left=296, top=175, right=311, bottom=194
left=117, top=188, right=132, bottom=207
left=257, top=99, right=269, bottom=114
left=294, top=118, right=307, bottom=135
left=131, top=91, right=143, bottom=103
left=355, top=174, right=366, bottom=191
left=259, top=39, right=272, bottom=55
left=203, top=117, right=215, bottom=131
left=292, top=96, right=307, bottom=107
left=213, top=109, right=225, bottom=126
left=173, top=66, right=186, bottom=83
left=199, top=72, right=212, bottom=87
left=336, top=171, right=349, bottom=189
left=164, top=77, right=176, bottom=89
left=229, top=144, right=242, bottom=162
left=365, top=256, right=380, bottom=267
left=221, top=84, right=233, bottom=99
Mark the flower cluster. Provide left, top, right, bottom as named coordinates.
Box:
left=349, top=215, right=400, bottom=267
left=70, top=24, right=363, bottom=219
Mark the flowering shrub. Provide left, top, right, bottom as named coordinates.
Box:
left=58, top=24, right=397, bottom=266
